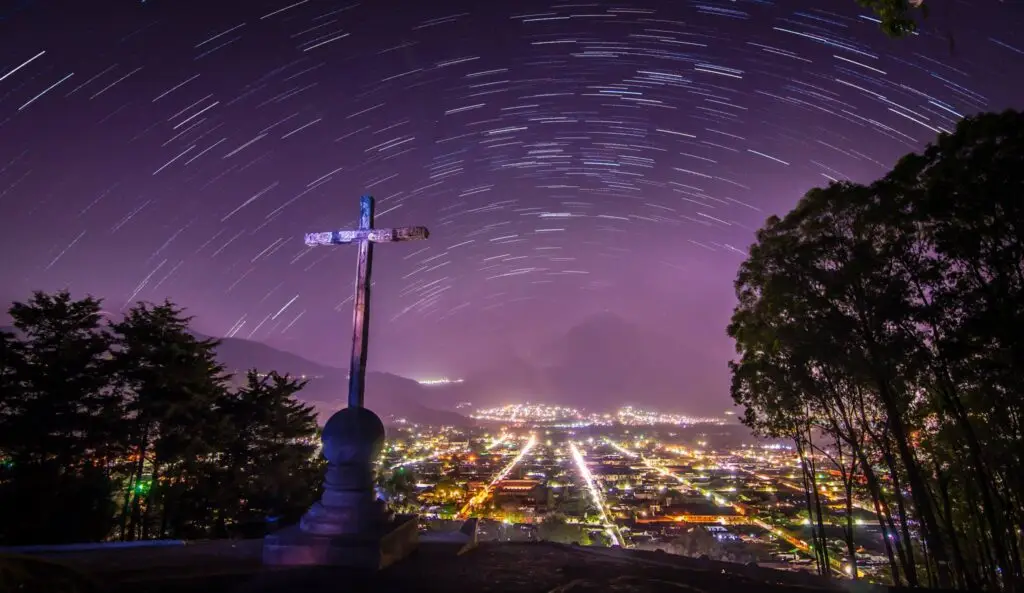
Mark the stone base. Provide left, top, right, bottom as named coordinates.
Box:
left=420, top=518, right=479, bottom=557
left=262, top=514, right=418, bottom=570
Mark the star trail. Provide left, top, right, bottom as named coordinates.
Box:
left=0, top=0, right=1021, bottom=405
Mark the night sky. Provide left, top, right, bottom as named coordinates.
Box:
left=1, top=0, right=1022, bottom=411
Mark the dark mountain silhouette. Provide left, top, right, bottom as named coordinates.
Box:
left=434, top=312, right=714, bottom=413
left=202, top=334, right=468, bottom=426
left=213, top=334, right=335, bottom=378
left=437, top=350, right=554, bottom=409
left=1, top=324, right=466, bottom=426
left=6, top=311, right=718, bottom=416
left=542, top=311, right=702, bottom=410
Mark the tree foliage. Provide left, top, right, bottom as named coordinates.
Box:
left=537, top=513, right=591, bottom=545
left=0, top=292, right=321, bottom=544
left=729, top=110, right=1024, bottom=590
left=857, top=0, right=926, bottom=37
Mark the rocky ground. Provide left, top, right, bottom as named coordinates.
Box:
left=5, top=539, right=892, bottom=593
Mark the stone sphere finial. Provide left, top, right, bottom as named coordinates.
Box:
left=320, top=406, right=386, bottom=465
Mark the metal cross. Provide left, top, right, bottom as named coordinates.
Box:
left=305, top=195, right=429, bottom=408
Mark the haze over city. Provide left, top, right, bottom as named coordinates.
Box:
left=2, top=0, right=1021, bottom=417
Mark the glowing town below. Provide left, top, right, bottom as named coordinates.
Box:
left=469, top=403, right=729, bottom=427
left=379, top=393, right=876, bottom=579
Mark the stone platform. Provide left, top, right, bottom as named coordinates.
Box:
left=6, top=540, right=900, bottom=593
left=262, top=514, right=417, bottom=568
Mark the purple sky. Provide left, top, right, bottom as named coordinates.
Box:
left=1, top=0, right=1022, bottom=413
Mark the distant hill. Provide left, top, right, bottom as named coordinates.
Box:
left=429, top=312, right=719, bottom=415
left=1, top=324, right=467, bottom=427
left=296, top=372, right=470, bottom=427
left=5, top=311, right=722, bottom=417
left=543, top=311, right=706, bottom=411
left=201, top=333, right=468, bottom=427
left=210, top=334, right=337, bottom=379
left=432, top=348, right=554, bottom=410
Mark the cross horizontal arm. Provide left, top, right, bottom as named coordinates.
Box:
left=304, top=226, right=429, bottom=246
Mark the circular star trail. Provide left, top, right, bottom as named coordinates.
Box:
left=0, top=0, right=1021, bottom=398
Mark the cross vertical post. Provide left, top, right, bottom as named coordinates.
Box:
left=302, top=194, right=429, bottom=410
left=348, top=195, right=374, bottom=408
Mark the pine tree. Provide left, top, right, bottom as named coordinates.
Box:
left=0, top=292, right=323, bottom=545
left=0, top=329, right=23, bottom=447
left=0, top=291, right=122, bottom=544
left=213, top=370, right=321, bottom=536
left=110, top=300, right=231, bottom=540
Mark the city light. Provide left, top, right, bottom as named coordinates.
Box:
left=472, top=403, right=583, bottom=423
left=608, top=438, right=852, bottom=577
left=485, top=432, right=509, bottom=450
left=569, top=442, right=623, bottom=547
left=616, top=406, right=725, bottom=426
left=389, top=442, right=469, bottom=470
left=457, top=433, right=537, bottom=519
left=471, top=403, right=726, bottom=426
left=370, top=418, right=882, bottom=580
left=416, top=377, right=464, bottom=385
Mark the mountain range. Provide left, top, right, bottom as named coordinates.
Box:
left=210, top=334, right=467, bottom=425
left=2, top=311, right=726, bottom=422
left=0, top=322, right=466, bottom=426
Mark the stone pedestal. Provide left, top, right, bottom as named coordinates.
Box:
left=263, top=406, right=418, bottom=569
left=263, top=514, right=418, bottom=569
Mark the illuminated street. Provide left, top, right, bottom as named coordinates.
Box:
left=569, top=442, right=624, bottom=547
left=457, top=434, right=537, bottom=519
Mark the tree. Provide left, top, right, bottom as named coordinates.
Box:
left=729, top=111, right=1024, bottom=590
left=731, top=181, right=952, bottom=586
left=537, top=513, right=590, bottom=545
left=0, top=330, right=24, bottom=470
left=213, top=370, right=321, bottom=535
left=109, top=300, right=232, bottom=540
left=0, top=291, right=123, bottom=545
left=883, top=110, right=1024, bottom=589
left=432, top=479, right=466, bottom=503
left=378, top=465, right=418, bottom=513
left=0, top=330, right=21, bottom=425
left=857, top=0, right=926, bottom=37
left=0, top=291, right=326, bottom=545
left=667, top=527, right=726, bottom=560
